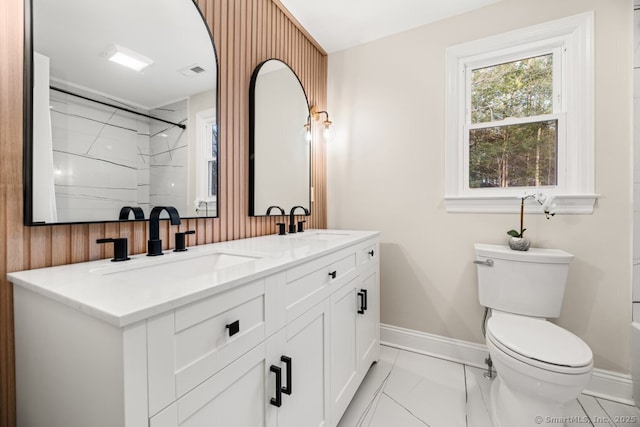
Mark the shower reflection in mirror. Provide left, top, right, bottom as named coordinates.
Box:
left=26, top=0, right=219, bottom=225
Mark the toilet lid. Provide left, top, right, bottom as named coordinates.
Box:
left=487, top=315, right=592, bottom=368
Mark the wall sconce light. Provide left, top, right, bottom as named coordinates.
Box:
left=304, top=106, right=334, bottom=141
left=304, top=116, right=312, bottom=142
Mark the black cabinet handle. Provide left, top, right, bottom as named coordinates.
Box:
left=328, top=271, right=337, bottom=279
left=358, top=289, right=368, bottom=314
left=368, top=250, right=375, bottom=257
left=226, top=320, right=240, bottom=337
left=281, top=356, right=292, bottom=395
left=270, top=365, right=282, bottom=407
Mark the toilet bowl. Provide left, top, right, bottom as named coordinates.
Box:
left=486, top=312, right=592, bottom=427
left=473, top=244, right=594, bottom=427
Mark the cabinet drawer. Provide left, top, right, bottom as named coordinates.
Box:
left=284, top=248, right=357, bottom=322
left=358, top=240, right=379, bottom=272
left=147, top=279, right=275, bottom=416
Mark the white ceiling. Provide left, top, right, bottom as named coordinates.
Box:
left=33, top=0, right=216, bottom=110
left=278, top=0, right=503, bottom=54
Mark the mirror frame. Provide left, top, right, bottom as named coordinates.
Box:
left=23, top=0, right=220, bottom=225
left=248, top=59, right=311, bottom=217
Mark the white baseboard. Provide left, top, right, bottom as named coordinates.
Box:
left=380, top=323, right=635, bottom=406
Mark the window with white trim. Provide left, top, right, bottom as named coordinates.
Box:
left=195, top=108, right=217, bottom=214
left=444, top=13, right=596, bottom=214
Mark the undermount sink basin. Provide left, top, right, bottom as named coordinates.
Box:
left=90, top=251, right=260, bottom=279
left=296, top=231, right=351, bottom=241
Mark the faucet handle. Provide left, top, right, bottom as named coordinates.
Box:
left=297, top=220, right=306, bottom=233
left=276, top=223, right=286, bottom=236
left=96, top=238, right=130, bottom=262
left=174, top=230, right=196, bottom=252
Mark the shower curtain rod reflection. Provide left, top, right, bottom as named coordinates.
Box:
left=50, top=86, right=187, bottom=130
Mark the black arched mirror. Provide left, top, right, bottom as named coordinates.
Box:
left=24, top=0, right=218, bottom=224
left=249, top=59, right=310, bottom=217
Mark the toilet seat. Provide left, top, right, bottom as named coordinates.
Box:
left=487, top=314, right=592, bottom=375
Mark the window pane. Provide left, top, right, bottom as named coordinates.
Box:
left=208, top=159, right=217, bottom=197
left=469, top=120, right=557, bottom=188
left=210, top=125, right=218, bottom=158
left=471, top=54, right=553, bottom=124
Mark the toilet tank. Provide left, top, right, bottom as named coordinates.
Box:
left=474, top=244, right=574, bottom=318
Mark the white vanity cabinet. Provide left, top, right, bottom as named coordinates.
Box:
left=10, top=231, right=379, bottom=427
left=356, top=240, right=380, bottom=372
left=329, top=239, right=380, bottom=422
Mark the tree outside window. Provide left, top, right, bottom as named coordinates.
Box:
left=468, top=54, right=558, bottom=189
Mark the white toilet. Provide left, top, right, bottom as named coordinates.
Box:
left=474, top=243, right=593, bottom=427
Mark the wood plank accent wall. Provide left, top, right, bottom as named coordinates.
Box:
left=0, top=0, right=328, bottom=424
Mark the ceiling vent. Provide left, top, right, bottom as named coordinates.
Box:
left=179, top=64, right=207, bottom=78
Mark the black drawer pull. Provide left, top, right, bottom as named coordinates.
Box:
left=328, top=271, right=337, bottom=279
left=270, top=365, right=282, bottom=407
left=281, top=355, right=292, bottom=395
left=368, top=250, right=375, bottom=257
left=226, top=320, right=240, bottom=337
left=358, top=289, right=368, bottom=314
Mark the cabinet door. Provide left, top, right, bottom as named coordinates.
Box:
left=150, top=340, right=278, bottom=427
left=357, top=268, right=380, bottom=371
left=329, top=278, right=359, bottom=423
left=277, top=299, right=331, bottom=427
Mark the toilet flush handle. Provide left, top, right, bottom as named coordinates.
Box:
left=474, top=259, right=494, bottom=267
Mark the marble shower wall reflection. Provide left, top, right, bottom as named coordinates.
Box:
left=149, top=100, right=188, bottom=213
left=49, top=89, right=188, bottom=222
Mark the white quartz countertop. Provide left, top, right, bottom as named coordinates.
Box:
left=8, top=229, right=379, bottom=327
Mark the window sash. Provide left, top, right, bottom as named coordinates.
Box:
left=464, top=46, right=563, bottom=125
left=463, top=112, right=566, bottom=195
left=461, top=45, right=565, bottom=196
left=195, top=109, right=217, bottom=204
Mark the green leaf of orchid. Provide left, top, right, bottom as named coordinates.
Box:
left=507, top=229, right=521, bottom=237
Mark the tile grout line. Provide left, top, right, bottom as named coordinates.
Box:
left=592, top=394, right=640, bottom=408
left=594, top=397, right=619, bottom=427
left=576, top=397, right=597, bottom=427
left=358, top=348, right=401, bottom=427
left=381, top=344, right=472, bottom=369
left=463, top=365, right=469, bottom=427
left=382, top=391, right=431, bottom=427
left=471, top=364, right=494, bottom=426
left=364, top=390, right=383, bottom=427
left=357, top=369, right=393, bottom=427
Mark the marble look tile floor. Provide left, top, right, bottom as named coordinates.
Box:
left=338, top=345, right=640, bottom=427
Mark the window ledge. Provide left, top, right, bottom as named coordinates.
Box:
left=444, top=194, right=598, bottom=214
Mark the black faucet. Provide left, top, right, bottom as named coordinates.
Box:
left=288, top=206, right=309, bottom=234
left=147, top=206, right=181, bottom=256
left=174, top=230, right=196, bottom=252
left=266, top=205, right=285, bottom=215
left=119, top=206, right=145, bottom=220
left=96, top=238, right=130, bottom=262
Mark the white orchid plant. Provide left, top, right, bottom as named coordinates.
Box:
left=507, top=192, right=557, bottom=239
